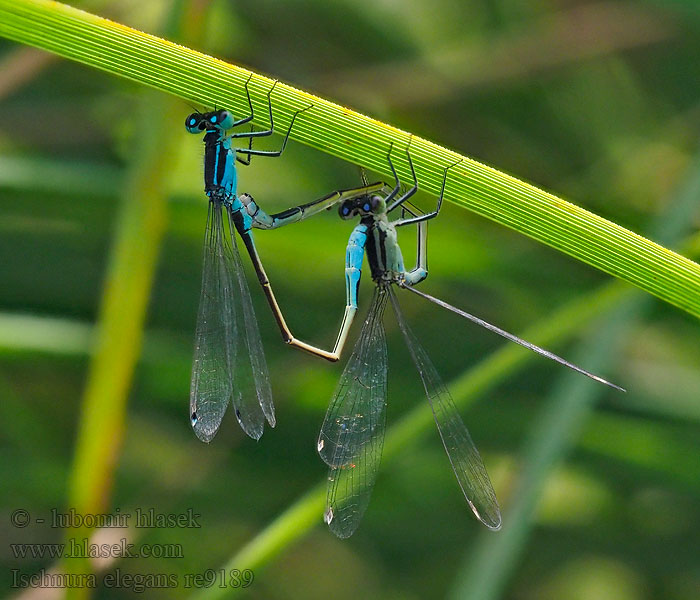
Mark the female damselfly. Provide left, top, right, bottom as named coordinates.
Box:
left=186, top=77, right=381, bottom=442
left=317, top=143, right=624, bottom=537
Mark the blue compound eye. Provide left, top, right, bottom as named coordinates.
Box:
left=185, top=113, right=204, bottom=133
left=217, top=110, right=234, bottom=129
left=339, top=201, right=355, bottom=219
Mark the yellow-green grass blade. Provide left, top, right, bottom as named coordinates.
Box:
left=0, top=0, right=699, bottom=318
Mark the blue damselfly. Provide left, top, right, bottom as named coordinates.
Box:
left=317, top=144, right=624, bottom=537
left=186, top=77, right=381, bottom=442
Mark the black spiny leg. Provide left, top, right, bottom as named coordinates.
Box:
left=386, top=138, right=419, bottom=213
left=395, top=159, right=462, bottom=228
left=231, top=80, right=280, bottom=140
left=231, top=73, right=255, bottom=127
left=235, top=98, right=313, bottom=161
left=236, top=127, right=255, bottom=166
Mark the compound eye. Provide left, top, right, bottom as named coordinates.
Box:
left=369, top=195, right=386, bottom=213
left=217, top=110, right=234, bottom=129
left=185, top=113, right=203, bottom=134
left=338, top=200, right=355, bottom=220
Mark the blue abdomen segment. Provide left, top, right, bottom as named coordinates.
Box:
left=228, top=197, right=254, bottom=233
left=345, top=224, right=367, bottom=308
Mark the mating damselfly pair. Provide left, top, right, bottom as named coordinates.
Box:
left=185, top=77, right=624, bottom=537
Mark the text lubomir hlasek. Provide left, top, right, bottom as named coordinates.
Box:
left=49, top=508, right=201, bottom=529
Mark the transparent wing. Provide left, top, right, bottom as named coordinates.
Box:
left=318, top=286, right=388, bottom=538
left=190, top=200, right=236, bottom=443
left=227, top=209, right=275, bottom=438
left=390, top=287, right=502, bottom=530
left=402, top=284, right=624, bottom=392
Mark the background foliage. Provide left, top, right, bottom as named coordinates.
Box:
left=1, top=1, right=699, bottom=599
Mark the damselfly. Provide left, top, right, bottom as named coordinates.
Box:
left=317, top=144, right=624, bottom=537
left=186, top=77, right=381, bottom=442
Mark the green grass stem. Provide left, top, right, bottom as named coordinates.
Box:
left=58, top=1, right=209, bottom=592
left=61, top=95, right=178, bottom=600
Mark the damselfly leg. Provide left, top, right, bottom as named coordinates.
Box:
left=236, top=182, right=385, bottom=362
left=234, top=82, right=312, bottom=165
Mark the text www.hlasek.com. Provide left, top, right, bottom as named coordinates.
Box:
left=10, top=538, right=183, bottom=559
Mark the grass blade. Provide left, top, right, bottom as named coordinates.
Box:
left=0, top=0, right=699, bottom=318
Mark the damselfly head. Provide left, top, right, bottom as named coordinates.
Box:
left=185, top=109, right=235, bottom=134
left=339, top=195, right=386, bottom=219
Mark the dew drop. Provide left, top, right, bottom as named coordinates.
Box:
left=191, top=412, right=198, bottom=426
left=324, top=507, right=334, bottom=524
left=317, top=438, right=324, bottom=452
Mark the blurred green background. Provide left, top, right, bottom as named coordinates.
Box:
left=1, top=0, right=699, bottom=599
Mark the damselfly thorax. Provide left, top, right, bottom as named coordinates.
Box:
left=362, top=215, right=409, bottom=284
